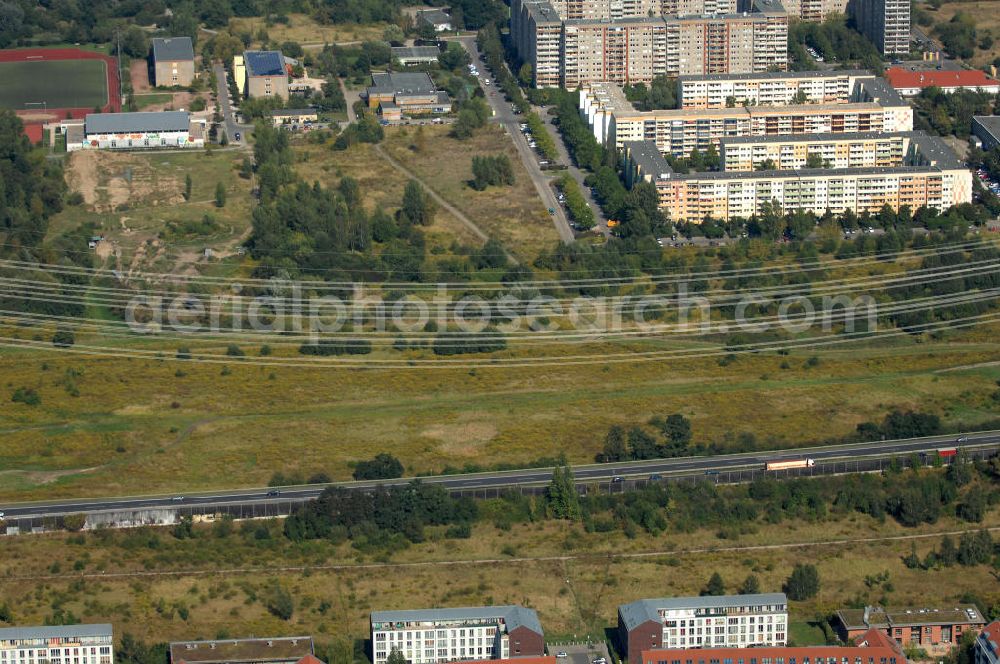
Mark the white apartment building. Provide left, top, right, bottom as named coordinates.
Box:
left=0, top=625, right=113, bottom=664
left=370, top=606, right=545, bottom=664
left=620, top=595, right=788, bottom=664
left=678, top=71, right=875, bottom=109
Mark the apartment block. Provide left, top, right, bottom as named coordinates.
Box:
left=640, top=627, right=906, bottom=664
left=836, top=605, right=986, bottom=650
left=778, top=0, right=847, bottom=20
left=678, top=70, right=874, bottom=109
left=849, top=0, right=910, bottom=55
left=618, top=594, right=789, bottom=664
left=719, top=131, right=912, bottom=171
left=511, top=0, right=787, bottom=87
left=240, top=50, right=289, bottom=100
left=0, top=625, right=114, bottom=664
left=624, top=131, right=971, bottom=222
left=370, top=606, right=544, bottom=664
left=151, top=37, right=195, bottom=87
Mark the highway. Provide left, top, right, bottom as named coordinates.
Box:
left=2, top=431, right=998, bottom=520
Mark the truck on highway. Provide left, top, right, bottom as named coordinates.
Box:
left=765, top=458, right=815, bottom=471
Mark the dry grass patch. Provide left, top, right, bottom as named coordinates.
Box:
left=924, top=1, right=1000, bottom=65
left=228, top=13, right=389, bottom=45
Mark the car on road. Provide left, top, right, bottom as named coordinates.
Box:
left=649, top=473, right=662, bottom=481
left=484, top=79, right=491, bottom=85
left=548, top=207, right=556, bottom=214
left=611, top=475, right=624, bottom=483
left=172, top=496, right=185, bottom=502
left=956, top=435, right=969, bottom=443
left=556, top=653, right=568, bottom=659
left=234, top=132, right=241, bottom=141
left=0, top=511, right=4, bottom=519
left=267, top=489, right=281, bottom=497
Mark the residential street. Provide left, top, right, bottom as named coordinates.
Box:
left=455, top=36, right=576, bottom=244
left=212, top=62, right=252, bottom=146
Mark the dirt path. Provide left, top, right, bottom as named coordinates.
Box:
left=5, top=525, right=997, bottom=581
left=372, top=143, right=518, bottom=264
left=129, top=60, right=151, bottom=93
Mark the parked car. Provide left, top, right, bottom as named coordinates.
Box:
left=556, top=653, right=568, bottom=659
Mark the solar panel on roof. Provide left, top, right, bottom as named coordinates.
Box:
left=245, top=51, right=285, bottom=76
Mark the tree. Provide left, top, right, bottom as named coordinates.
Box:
left=184, top=174, right=192, bottom=201
left=660, top=414, right=692, bottom=447
left=783, top=563, right=819, bottom=600
left=756, top=158, right=777, bottom=171
left=546, top=466, right=581, bottom=520
left=52, top=326, right=75, bottom=347
left=121, top=26, right=150, bottom=59
left=382, top=25, right=405, bottom=44
left=401, top=180, right=434, bottom=226
left=702, top=572, right=725, bottom=596
left=62, top=513, right=86, bottom=532
left=628, top=426, right=659, bottom=460
left=386, top=649, right=407, bottom=664
left=215, top=182, right=226, bottom=208
left=939, top=534, right=957, bottom=566
left=805, top=152, right=824, bottom=168
left=957, top=530, right=993, bottom=566
left=352, top=453, right=404, bottom=480
left=957, top=492, right=985, bottom=523
left=601, top=425, right=628, bottom=462
left=266, top=583, right=294, bottom=620
left=739, top=574, right=761, bottom=595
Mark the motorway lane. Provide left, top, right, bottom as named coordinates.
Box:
left=2, top=432, right=998, bottom=519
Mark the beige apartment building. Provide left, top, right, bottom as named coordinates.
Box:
left=151, top=37, right=195, bottom=87
left=580, top=81, right=913, bottom=156
left=718, top=131, right=913, bottom=171
left=678, top=70, right=874, bottom=109
left=624, top=132, right=971, bottom=222
left=511, top=0, right=788, bottom=88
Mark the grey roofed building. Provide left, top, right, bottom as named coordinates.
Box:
left=625, top=140, right=673, bottom=179
left=973, top=116, right=1000, bottom=150
left=169, top=636, right=314, bottom=664
left=618, top=593, right=788, bottom=632
left=391, top=46, right=442, bottom=63
left=370, top=605, right=543, bottom=635
left=368, top=71, right=437, bottom=96
left=0, top=624, right=113, bottom=641
left=152, top=37, right=194, bottom=62
left=270, top=108, right=318, bottom=117
left=85, top=111, right=191, bottom=134
left=417, top=8, right=453, bottom=28
left=244, top=50, right=286, bottom=77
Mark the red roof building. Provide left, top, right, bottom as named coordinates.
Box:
left=885, top=67, right=1000, bottom=97
left=976, top=621, right=1000, bottom=664
left=640, top=629, right=905, bottom=664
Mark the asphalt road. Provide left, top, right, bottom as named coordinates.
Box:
left=2, top=431, right=996, bottom=519
left=212, top=63, right=252, bottom=146
left=455, top=36, right=576, bottom=244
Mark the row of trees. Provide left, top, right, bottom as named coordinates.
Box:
left=598, top=414, right=693, bottom=462
left=471, top=154, right=515, bottom=191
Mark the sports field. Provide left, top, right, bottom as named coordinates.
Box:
left=0, top=59, right=108, bottom=110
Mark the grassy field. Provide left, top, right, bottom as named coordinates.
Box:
left=0, top=506, right=997, bottom=650
left=2, top=322, right=1000, bottom=500
left=291, top=125, right=558, bottom=261
left=923, top=1, right=1000, bottom=66
left=50, top=148, right=254, bottom=275
left=380, top=124, right=560, bottom=262
left=134, top=93, right=175, bottom=110
left=228, top=13, right=390, bottom=45
left=0, top=59, right=107, bottom=110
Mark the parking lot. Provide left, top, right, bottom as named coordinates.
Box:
left=553, top=642, right=611, bottom=664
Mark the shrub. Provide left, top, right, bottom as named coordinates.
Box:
left=353, top=453, right=404, bottom=481
left=11, top=387, right=40, bottom=406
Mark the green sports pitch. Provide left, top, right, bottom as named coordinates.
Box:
left=0, top=59, right=108, bottom=111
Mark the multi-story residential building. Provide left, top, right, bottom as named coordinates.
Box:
left=719, top=131, right=911, bottom=171
left=580, top=80, right=912, bottom=156
left=618, top=594, right=788, bottom=664
left=370, top=606, right=545, bottom=664
left=0, top=624, right=114, bottom=664
left=511, top=0, right=787, bottom=87
left=848, top=0, right=910, bottom=55
left=975, top=622, right=1000, bottom=664
left=836, top=605, right=986, bottom=651
left=169, top=637, right=318, bottom=664
left=238, top=50, right=289, bottom=100
left=624, top=131, right=971, bottom=222
left=151, top=37, right=195, bottom=87
left=678, top=70, right=875, bottom=109
left=639, top=627, right=905, bottom=664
